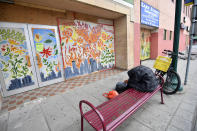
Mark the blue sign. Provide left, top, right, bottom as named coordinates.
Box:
left=141, top=2, right=160, bottom=27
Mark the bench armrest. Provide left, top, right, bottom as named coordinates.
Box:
left=79, top=100, right=106, bottom=131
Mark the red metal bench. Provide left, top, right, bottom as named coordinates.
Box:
left=79, top=75, right=164, bottom=131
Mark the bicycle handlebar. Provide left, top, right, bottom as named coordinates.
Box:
left=162, top=51, right=167, bottom=54
left=164, top=49, right=171, bottom=52
left=163, top=50, right=184, bottom=56
left=178, top=52, right=184, bottom=55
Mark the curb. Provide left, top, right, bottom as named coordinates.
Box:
left=192, top=105, right=197, bottom=131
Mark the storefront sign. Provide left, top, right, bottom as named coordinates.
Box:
left=141, top=1, right=160, bottom=27
left=185, top=0, right=194, bottom=6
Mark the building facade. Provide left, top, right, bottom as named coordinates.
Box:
left=0, top=0, right=135, bottom=96
left=0, top=0, right=191, bottom=96
left=134, top=0, right=192, bottom=66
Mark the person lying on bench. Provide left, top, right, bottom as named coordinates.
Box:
left=116, top=65, right=159, bottom=94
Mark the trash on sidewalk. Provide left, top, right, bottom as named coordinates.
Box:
left=115, top=65, right=159, bottom=94
left=115, top=81, right=128, bottom=94
left=127, top=65, right=159, bottom=92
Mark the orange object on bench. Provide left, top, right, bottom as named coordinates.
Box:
left=103, top=90, right=119, bottom=99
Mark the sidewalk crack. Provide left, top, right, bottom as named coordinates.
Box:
left=39, top=104, right=52, bottom=131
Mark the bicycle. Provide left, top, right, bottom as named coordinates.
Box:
left=154, top=49, right=184, bottom=95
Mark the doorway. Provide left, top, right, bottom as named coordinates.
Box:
left=140, top=28, right=151, bottom=60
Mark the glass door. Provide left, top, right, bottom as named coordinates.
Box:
left=28, top=24, right=64, bottom=87
left=0, top=22, right=38, bottom=97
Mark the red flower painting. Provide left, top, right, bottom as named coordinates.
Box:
left=40, top=47, right=52, bottom=58
left=1, top=48, right=6, bottom=51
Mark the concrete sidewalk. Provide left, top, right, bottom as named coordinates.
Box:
left=0, top=59, right=197, bottom=131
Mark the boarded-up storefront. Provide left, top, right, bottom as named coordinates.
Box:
left=0, top=1, right=134, bottom=96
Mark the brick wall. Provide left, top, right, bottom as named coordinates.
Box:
left=134, top=23, right=141, bottom=66
left=114, top=16, right=128, bottom=69
left=0, top=3, right=107, bottom=26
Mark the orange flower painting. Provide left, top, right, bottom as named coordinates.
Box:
left=59, top=20, right=115, bottom=79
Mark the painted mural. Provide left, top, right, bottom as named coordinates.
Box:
left=140, top=28, right=151, bottom=60
left=31, top=28, right=62, bottom=82
left=0, top=27, right=35, bottom=91
left=59, top=20, right=115, bottom=79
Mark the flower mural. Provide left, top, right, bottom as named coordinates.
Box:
left=0, top=28, right=35, bottom=91
left=31, top=28, right=62, bottom=82
left=59, top=20, right=115, bottom=79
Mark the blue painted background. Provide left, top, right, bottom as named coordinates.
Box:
left=184, top=0, right=194, bottom=6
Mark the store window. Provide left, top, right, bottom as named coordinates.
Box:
left=164, top=29, right=167, bottom=40
left=169, top=31, right=172, bottom=40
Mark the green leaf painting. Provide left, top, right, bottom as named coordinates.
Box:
left=0, top=28, right=26, bottom=44
left=1, top=61, right=6, bottom=65
left=14, top=54, right=19, bottom=58
left=48, top=33, right=55, bottom=38
left=100, top=47, right=115, bottom=65
left=2, top=68, right=8, bottom=72
left=44, top=39, right=52, bottom=43
left=55, top=50, right=58, bottom=55
left=54, top=44, right=57, bottom=49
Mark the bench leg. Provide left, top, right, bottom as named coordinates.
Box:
left=81, top=116, right=84, bottom=131
left=160, top=88, right=164, bottom=104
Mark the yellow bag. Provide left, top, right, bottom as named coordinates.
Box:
left=153, top=56, right=172, bottom=72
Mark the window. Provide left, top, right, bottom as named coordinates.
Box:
left=189, top=7, right=191, bottom=16
left=164, top=29, right=167, bottom=40
left=169, top=31, right=172, bottom=40
left=122, top=0, right=134, bottom=5
left=190, top=8, right=192, bottom=17
left=186, top=6, right=187, bottom=16
left=183, top=5, right=184, bottom=13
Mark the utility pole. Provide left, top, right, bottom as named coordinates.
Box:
left=184, top=0, right=197, bottom=85
left=172, top=0, right=182, bottom=72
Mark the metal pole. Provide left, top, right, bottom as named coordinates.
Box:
left=172, top=0, right=182, bottom=72
left=184, top=39, right=194, bottom=85
left=184, top=0, right=197, bottom=85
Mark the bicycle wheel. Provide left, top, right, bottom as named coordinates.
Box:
left=163, top=70, right=181, bottom=95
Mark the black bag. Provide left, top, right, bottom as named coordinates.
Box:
left=115, top=82, right=128, bottom=94
left=127, top=65, right=158, bottom=92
